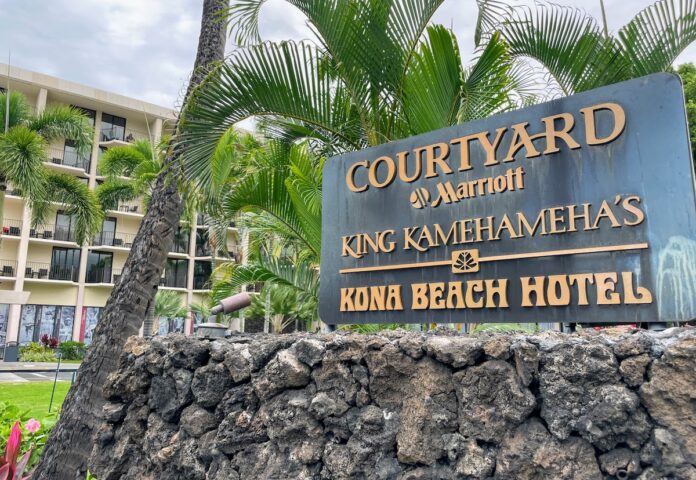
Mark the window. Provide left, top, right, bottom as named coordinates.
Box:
left=94, top=217, right=117, bottom=246
left=83, top=307, right=102, bottom=345
left=172, top=226, right=189, bottom=254
left=193, top=261, right=212, bottom=290
left=195, top=229, right=211, bottom=257
left=157, top=315, right=186, bottom=335
left=100, top=113, right=126, bottom=142
left=86, top=251, right=113, bottom=283
left=0, top=304, right=9, bottom=347
left=18, top=305, right=75, bottom=344
left=55, top=211, right=77, bottom=242
left=62, top=107, right=95, bottom=171
left=51, top=247, right=80, bottom=281
left=163, top=259, right=187, bottom=288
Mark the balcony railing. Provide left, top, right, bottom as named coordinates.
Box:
left=2, top=219, right=22, bottom=237
left=0, top=260, right=17, bottom=277
left=112, top=202, right=142, bottom=214
left=85, top=267, right=122, bottom=284
left=100, top=127, right=149, bottom=144
left=92, top=231, right=136, bottom=248
left=30, top=224, right=77, bottom=243
left=25, top=261, right=79, bottom=282
left=48, top=146, right=90, bottom=171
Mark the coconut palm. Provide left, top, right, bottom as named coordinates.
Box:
left=484, top=0, right=696, bottom=96
left=178, top=0, right=534, bottom=170
left=0, top=91, right=103, bottom=244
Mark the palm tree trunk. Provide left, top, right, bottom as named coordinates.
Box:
left=33, top=2, right=228, bottom=478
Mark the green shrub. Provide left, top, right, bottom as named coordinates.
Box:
left=19, top=343, right=57, bottom=362
left=0, top=401, right=56, bottom=471
left=58, top=341, right=86, bottom=360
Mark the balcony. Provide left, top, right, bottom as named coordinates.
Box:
left=25, top=261, right=79, bottom=282
left=85, top=267, right=122, bottom=284
left=99, top=127, right=149, bottom=147
left=0, top=260, right=17, bottom=278
left=1, top=219, right=23, bottom=237
left=29, top=224, right=77, bottom=243
left=92, top=231, right=136, bottom=249
left=108, top=202, right=143, bottom=217
left=48, top=146, right=90, bottom=173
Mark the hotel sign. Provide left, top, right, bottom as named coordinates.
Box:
left=320, top=74, right=696, bottom=324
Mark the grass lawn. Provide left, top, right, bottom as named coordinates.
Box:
left=0, top=382, right=71, bottom=417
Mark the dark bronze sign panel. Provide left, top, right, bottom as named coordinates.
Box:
left=320, top=74, right=696, bottom=324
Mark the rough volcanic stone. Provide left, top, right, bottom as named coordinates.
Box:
left=496, top=418, right=602, bottom=479
left=539, top=340, right=650, bottom=450
left=454, top=360, right=535, bottom=442
left=180, top=404, right=218, bottom=437
left=191, top=362, right=232, bottom=407
left=620, top=353, right=650, bottom=387
left=290, top=338, right=326, bottom=366
left=423, top=336, right=482, bottom=367
left=89, top=329, right=696, bottom=480
left=148, top=369, right=193, bottom=422
left=598, top=448, right=642, bottom=477
left=483, top=335, right=512, bottom=359
left=252, top=349, right=311, bottom=400
left=613, top=331, right=653, bottom=359
left=641, top=336, right=696, bottom=465
left=512, top=340, right=539, bottom=386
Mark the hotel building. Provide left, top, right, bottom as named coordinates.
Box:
left=0, top=64, right=241, bottom=354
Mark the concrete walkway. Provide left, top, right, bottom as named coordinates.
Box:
left=0, top=362, right=80, bottom=383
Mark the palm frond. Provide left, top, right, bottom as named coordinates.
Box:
left=402, top=24, right=464, bottom=134
left=500, top=2, right=629, bottom=94
left=34, top=173, right=104, bottom=245
left=0, top=91, right=32, bottom=130
left=619, top=0, right=696, bottom=76
left=95, top=179, right=139, bottom=211
left=474, top=0, right=513, bottom=46
left=180, top=41, right=359, bottom=181
left=0, top=126, right=47, bottom=199
left=98, top=144, right=150, bottom=177
left=155, top=290, right=186, bottom=319
left=28, top=105, right=94, bottom=156
left=224, top=0, right=270, bottom=45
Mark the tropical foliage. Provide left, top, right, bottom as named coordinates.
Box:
left=485, top=0, right=696, bottom=96
left=95, top=138, right=167, bottom=213
left=209, top=141, right=321, bottom=328
left=0, top=402, right=55, bottom=474
left=0, top=91, right=103, bottom=244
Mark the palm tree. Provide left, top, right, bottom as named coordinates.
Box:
left=0, top=91, right=103, bottom=244
left=95, top=138, right=166, bottom=213
left=34, top=1, right=230, bottom=477
left=178, top=0, right=533, bottom=168
left=208, top=141, right=321, bottom=329
left=484, top=0, right=696, bottom=96
left=151, top=290, right=187, bottom=335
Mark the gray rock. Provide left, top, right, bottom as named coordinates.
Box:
left=309, top=392, right=350, bottom=418
left=191, top=362, right=232, bottom=408
left=423, top=336, right=483, bottom=367
left=619, top=353, right=650, bottom=387
left=291, top=338, right=326, bottom=366
left=454, top=360, right=535, bottom=443
left=179, top=404, right=218, bottom=437
left=252, top=349, right=311, bottom=400
left=496, top=418, right=602, bottom=479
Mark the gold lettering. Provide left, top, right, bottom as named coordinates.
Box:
left=412, top=283, right=429, bottom=309
left=368, top=156, right=397, bottom=188
left=622, top=272, right=653, bottom=304
left=485, top=279, right=509, bottom=308
left=547, top=275, right=570, bottom=306
left=521, top=276, right=546, bottom=307
left=595, top=272, right=620, bottom=305
left=504, top=122, right=542, bottom=161
left=346, top=160, right=368, bottom=192
left=340, top=288, right=355, bottom=312
left=569, top=273, right=594, bottom=305
left=581, top=102, right=626, bottom=145
left=542, top=112, right=581, bottom=154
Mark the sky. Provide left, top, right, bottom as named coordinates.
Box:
left=0, top=0, right=694, bottom=109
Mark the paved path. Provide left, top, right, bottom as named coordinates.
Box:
left=0, top=362, right=80, bottom=383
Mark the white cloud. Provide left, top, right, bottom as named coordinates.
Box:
left=0, top=0, right=693, bottom=109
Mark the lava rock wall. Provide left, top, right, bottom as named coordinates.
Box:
left=90, top=328, right=696, bottom=479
